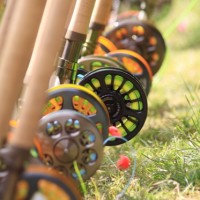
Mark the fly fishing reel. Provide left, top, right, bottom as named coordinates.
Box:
left=104, top=19, right=166, bottom=75
left=106, top=49, right=152, bottom=95
left=14, top=165, right=82, bottom=200
left=43, top=84, right=110, bottom=141
left=36, top=109, right=104, bottom=181
left=78, top=67, right=148, bottom=146
left=78, top=53, right=152, bottom=95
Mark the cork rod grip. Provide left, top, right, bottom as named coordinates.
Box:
left=90, top=0, right=113, bottom=26
left=10, top=0, right=70, bottom=149
left=0, top=0, right=46, bottom=143
left=66, top=0, right=95, bottom=38
left=0, top=0, right=17, bottom=57
left=24, top=0, right=76, bottom=85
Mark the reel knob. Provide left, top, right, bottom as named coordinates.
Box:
left=36, top=109, right=104, bottom=181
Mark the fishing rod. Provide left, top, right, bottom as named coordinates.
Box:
left=35, top=0, right=107, bottom=183
left=0, top=0, right=47, bottom=146
left=0, top=0, right=73, bottom=199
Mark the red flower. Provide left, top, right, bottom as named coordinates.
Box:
left=116, top=155, right=131, bottom=170
left=109, top=126, right=122, bottom=137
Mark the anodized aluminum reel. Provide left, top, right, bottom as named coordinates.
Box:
left=106, top=49, right=153, bottom=95
left=43, top=84, right=110, bottom=141
left=79, top=67, right=148, bottom=146
left=104, top=19, right=166, bottom=75
left=14, top=165, right=82, bottom=200
left=36, top=109, right=104, bottom=181
left=78, top=53, right=152, bottom=96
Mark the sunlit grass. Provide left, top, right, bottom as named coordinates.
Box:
left=84, top=0, right=200, bottom=199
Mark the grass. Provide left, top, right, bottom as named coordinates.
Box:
left=83, top=0, right=200, bottom=199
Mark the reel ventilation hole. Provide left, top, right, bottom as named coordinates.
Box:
left=36, top=110, right=104, bottom=181
left=79, top=67, right=148, bottom=146
left=42, top=84, right=110, bottom=140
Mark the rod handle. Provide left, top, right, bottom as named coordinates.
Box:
left=66, top=0, right=95, bottom=40
left=90, top=0, right=112, bottom=29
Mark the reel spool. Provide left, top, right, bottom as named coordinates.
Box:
left=104, top=19, right=166, bottom=75
left=43, top=84, right=110, bottom=141
left=78, top=53, right=152, bottom=95
left=36, top=109, right=104, bottom=181
left=106, top=49, right=153, bottom=95
left=79, top=67, right=148, bottom=146
left=14, top=165, right=82, bottom=200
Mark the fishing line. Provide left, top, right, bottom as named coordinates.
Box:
left=104, top=136, right=137, bottom=200
left=73, top=161, right=88, bottom=196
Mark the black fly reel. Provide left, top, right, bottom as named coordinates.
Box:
left=36, top=109, right=104, bottom=181
left=104, top=19, right=166, bottom=75
left=14, top=165, right=82, bottom=200
left=43, top=84, right=110, bottom=141
left=79, top=67, right=148, bottom=146
left=78, top=54, right=152, bottom=96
